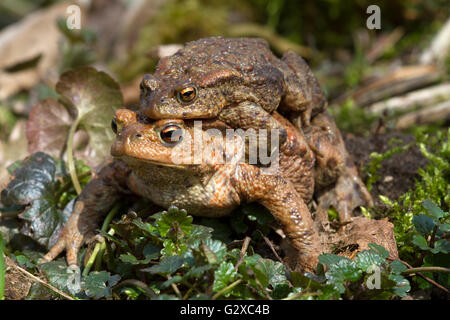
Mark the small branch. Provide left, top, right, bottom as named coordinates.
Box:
left=400, top=260, right=449, bottom=294
left=167, top=275, right=182, bottom=298
left=258, top=230, right=284, bottom=264
left=7, top=258, right=74, bottom=300
left=235, top=236, right=251, bottom=271
left=395, top=99, right=450, bottom=129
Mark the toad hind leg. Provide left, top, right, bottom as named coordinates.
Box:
left=41, top=160, right=131, bottom=266
left=235, top=164, right=322, bottom=272
left=303, top=112, right=373, bottom=224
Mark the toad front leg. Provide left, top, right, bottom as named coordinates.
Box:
left=235, top=164, right=322, bottom=272
left=42, top=160, right=131, bottom=266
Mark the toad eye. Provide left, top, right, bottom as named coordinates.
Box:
left=111, top=117, right=118, bottom=134
left=177, top=86, right=197, bottom=103
left=159, top=124, right=183, bottom=145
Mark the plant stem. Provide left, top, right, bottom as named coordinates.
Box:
left=113, top=279, right=157, bottom=299
left=212, top=279, right=242, bottom=300
left=95, top=229, right=115, bottom=271
left=83, top=205, right=121, bottom=276
left=402, top=266, right=450, bottom=275
left=67, top=116, right=83, bottom=195
left=0, top=232, right=5, bottom=300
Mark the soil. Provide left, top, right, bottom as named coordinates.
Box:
left=343, top=131, right=428, bottom=208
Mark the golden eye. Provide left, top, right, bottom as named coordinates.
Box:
left=177, top=86, right=197, bottom=103
left=160, top=124, right=183, bottom=145
left=111, top=117, right=118, bottom=134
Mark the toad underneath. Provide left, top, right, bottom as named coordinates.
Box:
left=44, top=108, right=323, bottom=272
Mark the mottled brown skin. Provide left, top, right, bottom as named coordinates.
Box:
left=139, top=36, right=372, bottom=223
left=43, top=109, right=322, bottom=272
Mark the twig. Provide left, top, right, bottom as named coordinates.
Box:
left=400, top=260, right=449, bottom=294
left=258, top=230, right=284, bottom=264
left=235, top=236, right=251, bottom=270
left=368, top=82, right=450, bottom=115
left=167, top=275, right=182, bottom=298
left=420, top=17, right=450, bottom=64
left=113, top=279, right=157, bottom=299
left=7, top=258, right=74, bottom=300
left=396, top=99, right=450, bottom=129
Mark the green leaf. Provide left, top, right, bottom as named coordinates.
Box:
left=422, top=200, right=445, bottom=219
left=156, top=206, right=192, bottom=238
left=82, top=271, right=120, bottom=299
left=289, top=271, right=324, bottom=291
left=56, top=66, right=123, bottom=163
left=0, top=153, right=71, bottom=248
left=161, top=275, right=183, bottom=288
left=412, top=234, right=430, bottom=250
left=354, top=250, right=385, bottom=271
left=255, top=259, right=287, bottom=287
left=430, top=239, right=450, bottom=254
left=213, top=261, right=238, bottom=292
left=184, top=265, right=212, bottom=279
left=325, top=259, right=362, bottom=294
left=318, top=253, right=351, bottom=267
left=413, top=214, right=435, bottom=236
left=143, top=255, right=184, bottom=275
left=390, top=260, right=407, bottom=274
left=368, top=243, right=389, bottom=259
left=40, top=261, right=74, bottom=295
left=201, top=239, right=227, bottom=262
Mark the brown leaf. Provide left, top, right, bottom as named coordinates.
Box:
left=26, top=99, right=73, bottom=157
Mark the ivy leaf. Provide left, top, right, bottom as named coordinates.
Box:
left=0, top=153, right=71, bottom=248
left=413, top=214, right=436, bottom=236
left=213, top=261, right=238, bottom=293
left=412, top=234, right=430, bottom=250
left=422, top=200, right=445, bottom=219
left=40, top=261, right=74, bottom=295
left=55, top=66, right=123, bottom=163
left=142, top=255, right=184, bottom=275
left=82, top=271, right=120, bottom=299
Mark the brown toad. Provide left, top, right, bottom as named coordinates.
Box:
left=139, top=36, right=372, bottom=223
left=43, top=108, right=322, bottom=272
